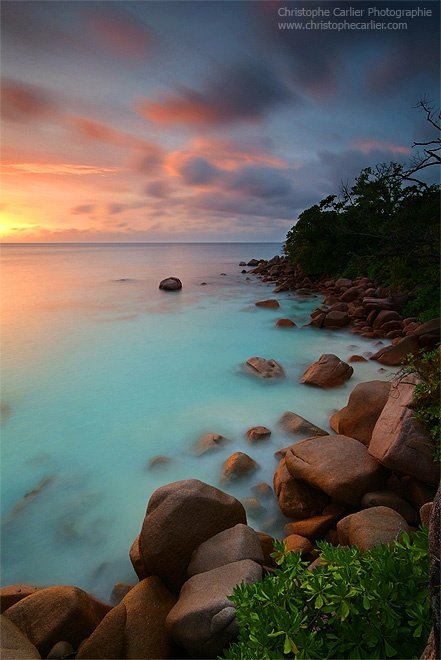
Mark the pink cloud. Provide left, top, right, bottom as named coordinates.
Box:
left=352, top=139, right=411, bottom=156
left=1, top=79, right=57, bottom=122
left=87, top=11, right=152, bottom=60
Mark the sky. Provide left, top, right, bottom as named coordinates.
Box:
left=1, top=0, right=439, bottom=243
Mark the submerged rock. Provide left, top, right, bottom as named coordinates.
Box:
left=221, top=452, right=258, bottom=481
left=194, top=433, right=228, bottom=456
left=245, top=357, right=285, bottom=379
left=278, top=411, right=328, bottom=438
left=255, top=299, right=279, bottom=309
left=159, top=277, right=182, bottom=291
left=245, top=426, right=271, bottom=443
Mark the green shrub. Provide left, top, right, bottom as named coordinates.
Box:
left=221, top=531, right=430, bottom=660
left=402, top=349, right=441, bottom=461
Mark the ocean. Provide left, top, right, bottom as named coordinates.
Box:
left=0, top=243, right=397, bottom=601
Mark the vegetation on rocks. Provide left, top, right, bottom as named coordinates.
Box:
left=222, top=531, right=430, bottom=660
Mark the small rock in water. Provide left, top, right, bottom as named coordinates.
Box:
left=159, top=277, right=182, bottom=291
left=245, top=356, right=285, bottom=379
left=239, top=261, right=246, bottom=266
left=241, top=269, right=247, bottom=274
left=245, top=426, right=271, bottom=443
left=148, top=455, right=171, bottom=469
left=247, top=259, right=259, bottom=266
left=252, top=482, right=273, bottom=498
left=194, top=433, right=228, bottom=456
left=275, top=318, right=295, bottom=328
left=200, top=282, right=208, bottom=286
left=255, top=299, right=279, bottom=309
left=0, top=402, right=12, bottom=426
left=221, top=452, right=259, bottom=481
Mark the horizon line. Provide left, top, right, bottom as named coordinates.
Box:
left=1, top=241, right=283, bottom=246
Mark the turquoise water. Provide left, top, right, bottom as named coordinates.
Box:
left=1, top=243, right=396, bottom=601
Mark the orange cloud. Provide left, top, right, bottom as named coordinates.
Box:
left=88, top=11, right=152, bottom=60
left=1, top=162, right=124, bottom=176
left=352, top=139, right=411, bottom=156
left=1, top=79, right=57, bottom=122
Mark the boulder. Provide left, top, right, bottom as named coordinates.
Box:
left=285, top=435, right=387, bottom=505
left=283, top=534, right=313, bottom=556
left=335, top=278, right=353, bottom=289
left=273, top=458, right=329, bottom=519
left=166, top=560, right=262, bottom=658
left=323, top=311, right=350, bottom=328
left=194, top=433, right=228, bottom=456
left=420, top=502, right=433, bottom=527
left=47, top=641, right=73, bottom=658
left=278, top=411, right=328, bottom=438
left=255, top=299, right=279, bottom=309
left=372, top=310, right=401, bottom=329
left=337, top=506, right=409, bottom=550
left=247, top=259, right=259, bottom=266
left=340, top=286, right=362, bottom=302
left=1, top=586, right=41, bottom=614
left=245, top=357, right=285, bottom=379
left=371, top=336, right=419, bottom=366
left=245, top=426, right=271, bottom=443
left=275, top=318, right=296, bottom=328
left=369, top=377, right=438, bottom=484
left=77, top=578, right=176, bottom=660
left=284, top=513, right=337, bottom=540
left=221, top=452, right=258, bottom=481
left=3, top=587, right=110, bottom=658
left=129, top=535, right=148, bottom=580
left=401, top=476, right=437, bottom=509
left=1, top=615, right=41, bottom=659
left=158, top=277, right=182, bottom=291
left=110, top=583, right=133, bottom=606
left=329, top=380, right=391, bottom=446
left=411, top=318, right=440, bottom=341
left=361, top=491, right=418, bottom=525
left=256, top=532, right=276, bottom=567
left=187, top=524, right=264, bottom=576
left=239, top=262, right=246, bottom=267
left=300, top=354, right=353, bottom=388
left=139, top=481, right=246, bottom=592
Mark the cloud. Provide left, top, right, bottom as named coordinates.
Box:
left=352, top=139, right=411, bottom=156
left=137, top=62, right=295, bottom=125
left=178, top=157, right=219, bottom=185
left=1, top=78, right=57, bottom=121
left=87, top=9, right=152, bottom=60
left=2, top=162, right=123, bottom=176
left=71, top=204, right=96, bottom=215
left=228, top=164, right=293, bottom=199
left=70, top=116, right=163, bottom=157
left=107, top=202, right=147, bottom=215
left=145, top=180, right=171, bottom=198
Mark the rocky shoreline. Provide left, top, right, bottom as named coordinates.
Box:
left=1, top=257, right=439, bottom=660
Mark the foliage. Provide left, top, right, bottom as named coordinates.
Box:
left=284, top=163, right=440, bottom=319
left=221, top=531, right=430, bottom=660
left=402, top=349, right=441, bottom=461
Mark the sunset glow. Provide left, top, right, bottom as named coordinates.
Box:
left=1, top=0, right=439, bottom=243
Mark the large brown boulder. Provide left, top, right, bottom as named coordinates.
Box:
left=284, top=513, right=338, bottom=540
left=371, top=336, right=419, bottom=366
left=369, top=377, right=438, bottom=484
left=245, top=357, right=285, bottom=379
left=1, top=586, right=41, bottom=614
left=278, top=411, right=328, bottom=438
left=323, top=311, right=350, bottom=328
left=285, top=435, right=387, bottom=505
left=77, top=577, right=176, bottom=659
left=221, top=452, right=258, bottom=481
left=273, top=458, right=330, bottom=519
left=187, top=524, right=264, bottom=576
left=3, top=587, right=110, bottom=658
left=1, top=615, right=41, bottom=659
left=361, top=490, right=418, bottom=525
left=138, top=480, right=246, bottom=591
left=300, top=354, right=353, bottom=388
left=255, top=299, right=279, bottom=308
left=336, top=506, right=409, bottom=550
left=166, top=560, right=262, bottom=658
left=329, top=380, right=391, bottom=446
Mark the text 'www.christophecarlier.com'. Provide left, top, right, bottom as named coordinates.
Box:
left=277, top=5, right=433, bottom=31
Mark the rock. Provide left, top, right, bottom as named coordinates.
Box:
left=427, top=487, right=440, bottom=660
left=241, top=497, right=265, bottom=517
left=247, top=259, right=259, bottom=266
left=0, top=615, right=41, bottom=659
left=278, top=411, right=328, bottom=438
left=369, top=376, right=438, bottom=484
left=193, top=433, right=228, bottom=456
left=245, top=426, right=271, bottom=443
left=200, top=282, right=207, bottom=286
left=241, top=269, right=247, bottom=274
left=329, top=380, right=391, bottom=446
left=372, top=310, right=401, bottom=329
left=300, top=354, right=353, bottom=388
left=166, top=560, right=262, bottom=658
left=285, top=435, right=387, bottom=505
left=401, top=476, right=436, bottom=509
left=283, top=534, right=313, bottom=556
left=129, top=535, right=148, bottom=580
left=335, top=278, right=353, bottom=289
left=348, top=354, right=367, bottom=362
left=256, top=532, right=276, bottom=567
left=1, top=586, right=41, bottom=614
left=255, top=299, right=280, bottom=309
left=273, top=458, right=329, bottom=519
left=420, top=502, right=433, bottom=527
left=245, top=357, right=285, bottom=379
left=370, top=336, right=419, bottom=366
left=46, top=641, right=74, bottom=658
left=284, top=513, right=337, bottom=540
left=110, top=583, right=133, bottom=606
left=239, top=262, right=246, bottom=267
left=4, top=586, right=111, bottom=658
left=361, top=491, right=418, bottom=525
left=323, top=311, right=350, bottom=328
left=77, top=577, right=176, bottom=660
left=275, top=318, right=296, bottom=328
left=336, top=506, right=409, bottom=550
left=221, top=452, right=258, bottom=481
left=138, top=480, right=246, bottom=591
left=252, top=482, right=273, bottom=498
left=158, top=277, right=182, bottom=291
left=188, top=524, right=264, bottom=576
left=340, top=286, right=362, bottom=302
left=411, top=318, right=440, bottom=341
left=147, top=455, right=171, bottom=469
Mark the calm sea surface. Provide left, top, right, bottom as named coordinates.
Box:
left=1, top=243, right=397, bottom=600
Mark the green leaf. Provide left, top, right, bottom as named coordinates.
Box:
left=384, top=640, right=397, bottom=657
left=315, top=593, right=323, bottom=608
